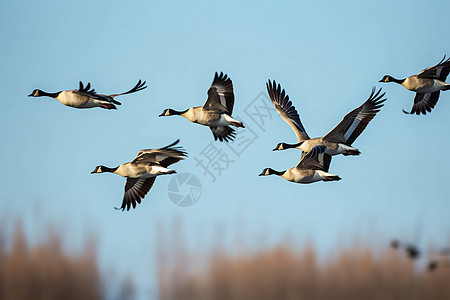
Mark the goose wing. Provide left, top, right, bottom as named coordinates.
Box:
left=210, top=126, right=236, bottom=142
left=403, top=91, right=440, bottom=115
left=323, top=87, right=386, bottom=145
left=203, top=72, right=234, bottom=114
left=73, top=81, right=122, bottom=105
left=296, top=146, right=332, bottom=172
left=116, top=177, right=156, bottom=211
left=73, top=80, right=147, bottom=105
left=132, top=139, right=187, bottom=167
left=418, top=56, right=450, bottom=81
left=266, top=80, right=309, bottom=142
left=105, top=80, right=147, bottom=98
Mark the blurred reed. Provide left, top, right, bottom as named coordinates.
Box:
left=157, top=222, right=450, bottom=300
left=0, top=220, right=133, bottom=300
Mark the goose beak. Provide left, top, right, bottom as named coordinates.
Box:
left=158, top=113, right=164, bottom=117
left=90, top=171, right=96, bottom=174
left=258, top=172, right=265, bottom=176
left=28, top=93, right=34, bottom=97
left=378, top=79, right=383, bottom=83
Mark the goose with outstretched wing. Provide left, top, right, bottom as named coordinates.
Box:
left=159, top=72, right=244, bottom=142
left=28, top=80, right=147, bottom=110
left=380, top=55, right=450, bottom=115
left=259, top=145, right=340, bottom=184
left=91, top=140, right=187, bottom=211
left=268, top=80, right=385, bottom=156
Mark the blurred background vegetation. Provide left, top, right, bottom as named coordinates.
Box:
left=157, top=222, right=450, bottom=300
left=1, top=219, right=449, bottom=300
left=0, top=221, right=134, bottom=300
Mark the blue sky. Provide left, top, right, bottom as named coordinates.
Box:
left=1, top=0, right=450, bottom=298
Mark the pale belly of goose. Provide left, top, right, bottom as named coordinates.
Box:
left=282, top=168, right=322, bottom=184
left=115, top=164, right=163, bottom=178
left=56, top=91, right=99, bottom=108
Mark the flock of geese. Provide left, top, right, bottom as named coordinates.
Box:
left=28, top=56, right=450, bottom=211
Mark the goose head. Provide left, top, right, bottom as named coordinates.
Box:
left=273, top=141, right=303, bottom=151
left=159, top=109, right=177, bottom=117
left=91, top=165, right=118, bottom=174
left=379, top=75, right=394, bottom=83
left=28, top=89, right=61, bottom=98
left=273, top=143, right=287, bottom=151
left=259, top=168, right=284, bottom=176
left=28, top=89, right=44, bottom=97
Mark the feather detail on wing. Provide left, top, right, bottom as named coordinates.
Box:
left=266, top=80, right=309, bottom=141
left=73, top=80, right=147, bottom=105
left=132, top=139, right=188, bottom=167
left=296, top=145, right=331, bottom=172
left=403, top=91, right=440, bottom=115
left=418, top=55, right=450, bottom=81
left=210, top=126, right=236, bottom=142
left=323, top=87, right=386, bottom=145
left=203, top=72, right=235, bottom=114
left=115, top=177, right=156, bottom=211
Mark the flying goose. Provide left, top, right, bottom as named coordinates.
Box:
left=259, top=145, right=341, bottom=184
left=28, top=80, right=147, bottom=109
left=268, top=80, right=386, bottom=157
left=91, top=140, right=187, bottom=211
left=159, top=72, right=244, bottom=142
left=379, top=56, right=450, bottom=114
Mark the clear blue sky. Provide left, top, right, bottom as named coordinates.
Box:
left=1, top=0, right=450, bottom=298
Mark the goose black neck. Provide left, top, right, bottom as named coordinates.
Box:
left=103, top=166, right=119, bottom=173
left=42, top=91, right=61, bottom=98
left=391, top=77, right=405, bottom=84
left=173, top=109, right=188, bottom=115
left=272, top=169, right=286, bottom=176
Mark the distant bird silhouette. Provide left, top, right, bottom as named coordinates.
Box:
left=91, top=140, right=187, bottom=211
left=159, top=72, right=244, bottom=142
left=259, top=145, right=341, bottom=184
left=428, top=247, right=450, bottom=272
left=380, top=56, right=450, bottom=115
left=390, top=239, right=420, bottom=260
left=267, top=80, right=385, bottom=156
left=29, top=80, right=147, bottom=109
left=405, top=244, right=420, bottom=259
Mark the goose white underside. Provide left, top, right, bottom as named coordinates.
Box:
left=212, top=114, right=240, bottom=126
left=56, top=91, right=111, bottom=108
left=282, top=169, right=337, bottom=184
left=326, top=144, right=358, bottom=156
left=298, top=141, right=357, bottom=156
left=115, top=164, right=174, bottom=178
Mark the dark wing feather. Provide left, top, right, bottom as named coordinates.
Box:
left=107, top=80, right=147, bottom=98
left=266, top=80, right=309, bottom=141
left=418, top=55, right=450, bottom=81
left=116, top=177, right=156, bottom=211
left=210, top=126, right=236, bottom=142
left=203, top=72, right=234, bottom=114
left=323, top=87, right=386, bottom=145
left=403, top=91, right=440, bottom=115
left=296, top=146, right=331, bottom=171
left=73, top=81, right=122, bottom=105
left=132, top=139, right=187, bottom=167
